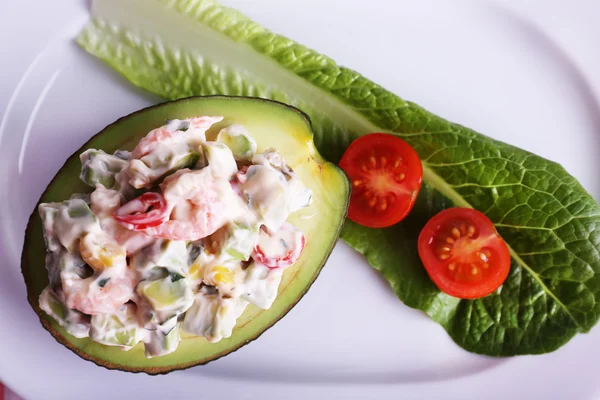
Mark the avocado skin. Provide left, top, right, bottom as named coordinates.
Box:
left=21, top=95, right=349, bottom=374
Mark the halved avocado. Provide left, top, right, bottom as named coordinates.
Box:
left=21, top=96, right=349, bottom=374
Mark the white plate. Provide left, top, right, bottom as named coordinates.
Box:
left=2, top=0, right=600, bottom=398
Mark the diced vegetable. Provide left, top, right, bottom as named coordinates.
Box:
left=239, top=150, right=312, bottom=231
left=241, top=165, right=289, bottom=231
left=241, top=263, right=283, bottom=309
left=89, top=303, right=144, bottom=349
left=113, top=150, right=131, bottom=160
left=165, top=119, right=191, bottom=132
left=43, top=250, right=64, bottom=289
left=186, top=242, right=203, bottom=265
left=217, top=124, right=257, bottom=160
left=80, top=149, right=128, bottom=189
left=53, top=199, right=99, bottom=253
left=129, top=149, right=202, bottom=188
left=182, top=289, right=248, bottom=343
left=202, top=142, right=238, bottom=180
left=136, top=274, right=194, bottom=323
left=38, top=286, right=90, bottom=338
left=131, top=240, right=189, bottom=278
left=210, top=222, right=259, bottom=261
left=186, top=251, right=208, bottom=284
left=252, top=149, right=291, bottom=175
left=144, top=320, right=181, bottom=358
left=253, top=149, right=313, bottom=212
left=39, top=203, right=61, bottom=252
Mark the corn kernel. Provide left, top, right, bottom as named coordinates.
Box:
left=188, top=261, right=202, bottom=281
left=212, top=266, right=233, bottom=284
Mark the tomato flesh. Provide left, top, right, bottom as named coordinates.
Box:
left=253, top=223, right=306, bottom=269
left=418, top=208, right=511, bottom=299
left=339, top=133, right=423, bottom=228
left=113, top=192, right=170, bottom=230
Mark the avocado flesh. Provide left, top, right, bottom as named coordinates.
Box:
left=21, top=96, right=349, bottom=374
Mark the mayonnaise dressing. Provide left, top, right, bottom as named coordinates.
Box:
left=38, top=118, right=312, bottom=357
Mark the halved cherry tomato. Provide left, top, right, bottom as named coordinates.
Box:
left=339, top=133, right=422, bottom=228
left=253, top=223, right=305, bottom=269
left=113, top=192, right=170, bottom=230
left=418, top=208, right=511, bottom=299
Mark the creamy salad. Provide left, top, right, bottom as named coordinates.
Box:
left=38, top=117, right=312, bottom=357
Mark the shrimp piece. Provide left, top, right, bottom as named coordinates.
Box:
left=62, top=267, right=137, bottom=315
left=131, top=116, right=223, bottom=158
left=143, top=220, right=207, bottom=241
left=63, top=228, right=135, bottom=315
left=90, top=185, right=123, bottom=216
left=111, top=223, right=155, bottom=254
left=144, top=169, right=240, bottom=241
left=188, top=116, right=224, bottom=128
left=91, top=186, right=154, bottom=254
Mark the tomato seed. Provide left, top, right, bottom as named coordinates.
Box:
left=471, top=266, right=478, bottom=275
left=369, top=198, right=377, bottom=207
left=477, top=251, right=488, bottom=262
left=467, top=224, right=476, bottom=237
left=451, top=227, right=461, bottom=239
left=380, top=157, right=387, bottom=167
left=369, top=156, right=376, bottom=167
left=446, top=237, right=455, bottom=244
left=439, top=253, right=450, bottom=260
left=396, top=173, right=406, bottom=182
left=448, top=263, right=456, bottom=270
left=353, top=180, right=363, bottom=187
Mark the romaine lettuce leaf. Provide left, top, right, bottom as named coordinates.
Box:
left=77, top=0, right=600, bottom=355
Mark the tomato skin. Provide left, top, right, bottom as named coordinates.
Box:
left=253, top=234, right=305, bottom=269
left=339, top=133, right=423, bottom=228
left=113, top=192, right=170, bottom=230
left=418, top=208, right=511, bottom=299
left=253, top=224, right=306, bottom=269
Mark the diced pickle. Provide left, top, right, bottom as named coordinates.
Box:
left=80, top=149, right=128, bottom=189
